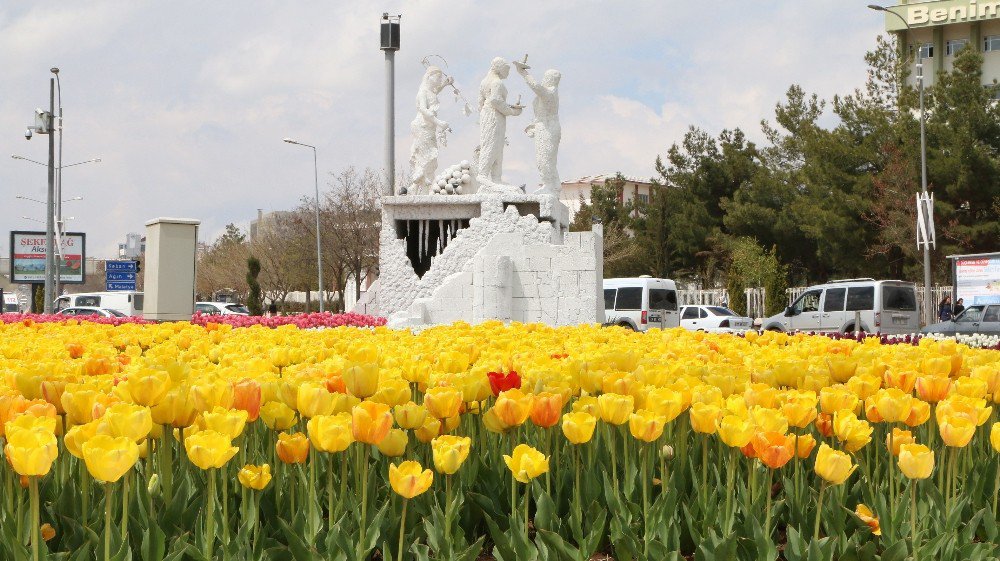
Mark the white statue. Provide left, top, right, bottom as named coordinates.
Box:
left=476, top=57, right=523, bottom=192
left=515, top=60, right=561, bottom=196
left=408, top=66, right=453, bottom=194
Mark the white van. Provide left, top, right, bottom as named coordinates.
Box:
left=55, top=291, right=144, bottom=317
left=761, top=279, right=919, bottom=334
left=603, top=277, right=680, bottom=331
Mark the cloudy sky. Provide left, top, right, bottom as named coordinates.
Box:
left=0, top=1, right=886, bottom=258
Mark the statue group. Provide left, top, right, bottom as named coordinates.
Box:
left=407, top=56, right=561, bottom=196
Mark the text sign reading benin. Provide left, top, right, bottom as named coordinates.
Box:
left=8, top=231, right=87, bottom=284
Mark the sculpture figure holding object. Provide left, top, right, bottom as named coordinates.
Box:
left=408, top=66, right=454, bottom=194
left=477, top=57, right=523, bottom=192
left=515, top=59, right=561, bottom=196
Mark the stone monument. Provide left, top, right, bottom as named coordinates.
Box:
left=374, top=54, right=603, bottom=328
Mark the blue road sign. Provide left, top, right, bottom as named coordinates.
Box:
left=106, top=272, right=136, bottom=282
left=106, top=281, right=137, bottom=291
left=106, top=260, right=137, bottom=273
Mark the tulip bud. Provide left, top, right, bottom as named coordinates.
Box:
left=148, top=474, right=161, bottom=496
left=660, top=444, right=674, bottom=461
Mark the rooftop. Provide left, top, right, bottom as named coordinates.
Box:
left=562, top=174, right=652, bottom=185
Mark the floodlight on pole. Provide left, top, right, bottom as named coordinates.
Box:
left=283, top=137, right=325, bottom=313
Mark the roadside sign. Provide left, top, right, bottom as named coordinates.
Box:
left=106, top=272, right=136, bottom=282
left=9, top=231, right=87, bottom=284
left=106, top=281, right=137, bottom=291
left=106, top=260, right=137, bottom=273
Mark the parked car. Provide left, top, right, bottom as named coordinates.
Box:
left=3, top=293, right=21, bottom=313
left=680, top=305, right=753, bottom=333
left=55, top=291, right=144, bottom=316
left=921, top=304, right=1000, bottom=336
left=761, top=279, right=919, bottom=334
left=195, top=302, right=250, bottom=316
left=58, top=306, right=126, bottom=318
left=603, top=277, right=680, bottom=331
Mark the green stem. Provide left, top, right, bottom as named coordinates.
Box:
left=338, top=451, right=348, bottom=519
left=888, top=427, right=895, bottom=542
left=911, top=481, right=918, bottom=554
left=80, top=459, right=90, bottom=531
left=724, top=448, right=736, bottom=534
left=610, top=425, right=619, bottom=490
left=121, top=470, right=130, bottom=542
left=994, top=457, right=1000, bottom=518
left=161, top=428, right=174, bottom=505
left=327, top=454, right=335, bottom=531
left=764, top=469, right=773, bottom=539
left=359, top=449, right=369, bottom=559
left=397, top=500, right=408, bottom=561
left=222, top=468, right=230, bottom=553
left=701, top=436, right=708, bottom=506
left=205, top=469, right=216, bottom=559
left=511, top=472, right=517, bottom=522
left=814, top=483, right=827, bottom=541
left=641, top=446, right=650, bottom=556
left=574, top=445, right=581, bottom=514
left=524, top=482, right=531, bottom=539
left=104, top=484, right=112, bottom=561
left=29, top=477, right=39, bottom=561
left=309, top=451, right=317, bottom=535
left=445, top=474, right=453, bottom=550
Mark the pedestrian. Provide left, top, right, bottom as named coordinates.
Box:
left=953, top=298, right=965, bottom=317
left=938, top=296, right=953, bottom=321
left=267, top=303, right=277, bottom=317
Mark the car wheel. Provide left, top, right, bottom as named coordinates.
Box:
left=618, top=322, right=636, bottom=331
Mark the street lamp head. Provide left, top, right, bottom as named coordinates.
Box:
left=25, top=128, right=33, bottom=140
left=283, top=137, right=296, bottom=144
left=50, top=67, right=59, bottom=74
left=867, top=4, right=887, bottom=11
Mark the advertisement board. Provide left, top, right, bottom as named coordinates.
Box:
left=954, top=253, right=1000, bottom=306
left=8, top=231, right=87, bottom=284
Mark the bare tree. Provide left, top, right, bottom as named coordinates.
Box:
left=196, top=224, right=250, bottom=301
left=252, top=211, right=315, bottom=309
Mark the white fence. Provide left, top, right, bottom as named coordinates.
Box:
left=680, top=284, right=954, bottom=322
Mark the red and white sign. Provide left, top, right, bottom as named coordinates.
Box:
left=9, top=231, right=86, bottom=284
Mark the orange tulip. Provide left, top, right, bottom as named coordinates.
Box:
left=276, top=431, right=309, bottom=464
left=529, top=392, right=564, bottom=428
left=753, top=431, right=795, bottom=469
left=351, top=402, right=393, bottom=445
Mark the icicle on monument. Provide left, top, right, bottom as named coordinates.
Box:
left=376, top=55, right=605, bottom=328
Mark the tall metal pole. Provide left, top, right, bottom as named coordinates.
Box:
left=385, top=49, right=395, bottom=195
left=53, top=68, right=63, bottom=299
left=44, top=78, right=56, bottom=314
left=918, top=56, right=933, bottom=325
left=312, top=146, right=325, bottom=313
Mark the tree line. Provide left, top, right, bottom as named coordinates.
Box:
left=572, top=37, right=1000, bottom=311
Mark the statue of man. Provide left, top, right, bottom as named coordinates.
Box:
left=477, top=57, right=522, bottom=191
left=516, top=65, right=561, bottom=195
left=408, top=66, right=453, bottom=194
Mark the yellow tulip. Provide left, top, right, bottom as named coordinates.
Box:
left=4, top=427, right=58, bottom=476
left=644, top=387, right=685, bottom=422
left=238, top=464, right=272, bottom=490
left=61, top=388, right=102, bottom=425
left=150, top=388, right=199, bottom=428
left=855, top=504, right=881, bottom=536
left=915, top=376, right=951, bottom=403
left=561, top=412, right=597, bottom=444
left=200, top=406, right=249, bottom=440
left=370, top=378, right=411, bottom=407
left=903, top=399, right=930, bottom=427
left=939, top=415, right=976, bottom=448
left=780, top=393, right=818, bottom=429
left=296, top=383, right=336, bottom=418
left=572, top=396, right=599, bottom=416
left=885, top=427, right=914, bottom=456
left=377, top=428, right=409, bottom=457
left=750, top=406, right=788, bottom=434
left=690, top=402, right=723, bottom=434
left=127, top=369, right=172, bottom=407
left=718, top=414, right=754, bottom=448
left=795, top=433, right=817, bottom=458
left=897, top=443, right=934, bottom=479
left=81, top=434, right=139, bottom=483
left=394, top=402, right=428, bottom=430
left=424, top=386, right=464, bottom=420
left=493, top=389, right=533, bottom=427
left=190, top=379, right=234, bottom=412
left=833, top=410, right=873, bottom=453
left=259, top=401, right=297, bottom=431
left=814, top=443, right=856, bottom=485
left=820, top=387, right=859, bottom=415
left=846, top=374, right=881, bottom=401
left=431, top=435, right=472, bottom=474
left=97, top=403, right=153, bottom=443
left=184, top=430, right=238, bottom=470
left=64, top=420, right=100, bottom=459
left=872, top=388, right=913, bottom=423
left=388, top=461, right=434, bottom=498
left=276, top=431, right=310, bottom=464
left=306, top=413, right=353, bottom=453
left=992, top=422, right=1000, bottom=453
left=597, top=393, right=634, bottom=426
left=629, top=410, right=666, bottom=442
left=351, top=401, right=393, bottom=445
left=415, top=416, right=443, bottom=443
left=503, top=444, right=549, bottom=483
left=953, top=377, right=988, bottom=400
left=343, top=362, right=379, bottom=398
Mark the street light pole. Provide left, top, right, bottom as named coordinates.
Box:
left=381, top=14, right=401, bottom=195
left=52, top=67, right=64, bottom=298
left=869, top=4, right=935, bottom=324
left=45, top=78, right=56, bottom=314
left=283, top=138, right=325, bottom=313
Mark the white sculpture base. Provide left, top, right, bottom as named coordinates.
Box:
left=375, top=193, right=604, bottom=328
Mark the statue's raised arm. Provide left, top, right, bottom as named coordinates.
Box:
left=517, top=64, right=562, bottom=196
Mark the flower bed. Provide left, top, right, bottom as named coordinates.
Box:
left=0, top=311, right=386, bottom=329
left=0, top=322, right=997, bottom=560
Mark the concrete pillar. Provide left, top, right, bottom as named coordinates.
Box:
left=144, top=218, right=199, bottom=321
left=473, top=255, right=512, bottom=322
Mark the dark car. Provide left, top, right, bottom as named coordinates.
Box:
left=921, top=304, right=1000, bottom=336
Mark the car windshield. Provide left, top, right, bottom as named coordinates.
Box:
left=955, top=306, right=985, bottom=323
left=106, top=309, right=127, bottom=317
left=707, top=307, right=738, bottom=316
left=226, top=305, right=250, bottom=314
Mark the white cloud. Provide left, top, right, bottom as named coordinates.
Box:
left=0, top=1, right=885, bottom=258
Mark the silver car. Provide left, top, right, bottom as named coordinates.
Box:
left=922, top=304, right=1000, bottom=336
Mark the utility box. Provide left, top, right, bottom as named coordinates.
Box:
left=143, top=218, right=199, bottom=321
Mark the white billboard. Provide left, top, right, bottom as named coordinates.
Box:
left=9, top=231, right=87, bottom=284
left=955, top=254, right=1000, bottom=306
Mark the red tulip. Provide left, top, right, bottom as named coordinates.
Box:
left=487, top=370, right=521, bottom=396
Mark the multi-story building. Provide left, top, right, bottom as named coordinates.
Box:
left=117, top=232, right=145, bottom=260
left=559, top=174, right=655, bottom=223
left=881, top=0, right=1000, bottom=89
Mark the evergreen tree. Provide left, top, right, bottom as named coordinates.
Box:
left=246, top=256, right=263, bottom=316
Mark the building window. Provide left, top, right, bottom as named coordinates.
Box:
left=916, top=43, right=934, bottom=59
left=637, top=194, right=649, bottom=204
left=946, top=39, right=968, bottom=56
left=985, top=35, right=1000, bottom=52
